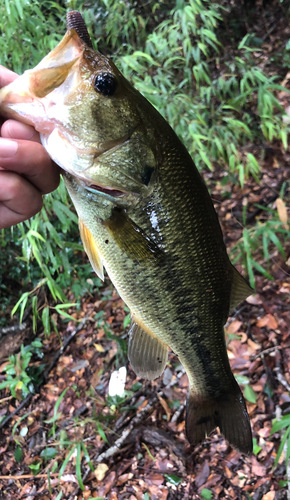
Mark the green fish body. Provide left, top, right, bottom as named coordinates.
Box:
left=0, top=11, right=253, bottom=453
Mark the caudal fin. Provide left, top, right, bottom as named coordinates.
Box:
left=186, top=388, right=252, bottom=454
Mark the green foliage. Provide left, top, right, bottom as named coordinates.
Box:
left=271, top=413, right=290, bottom=468
left=0, top=340, right=44, bottom=398
left=0, top=0, right=289, bottom=333
left=231, top=189, right=289, bottom=287
left=235, top=374, right=257, bottom=404
left=200, top=488, right=213, bottom=500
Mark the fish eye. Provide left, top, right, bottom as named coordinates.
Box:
left=94, top=72, right=117, bottom=97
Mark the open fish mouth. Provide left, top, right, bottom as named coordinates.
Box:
left=86, top=183, right=126, bottom=198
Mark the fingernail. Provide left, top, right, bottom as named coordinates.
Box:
left=0, top=138, right=18, bottom=158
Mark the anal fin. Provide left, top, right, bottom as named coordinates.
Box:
left=230, top=265, right=254, bottom=311
left=128, top=322, right=168, bottom=381
left=79, top=220, right=104, bottom=281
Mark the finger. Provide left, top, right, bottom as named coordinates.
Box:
left=1, top=119, right=41, bottom=143
left=0, top=65, right=18, bottom=88
left=0, top=138, right=60, bottom=194
left=0, top=170, right=43, bottom=229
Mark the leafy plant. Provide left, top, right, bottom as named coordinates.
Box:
left=271, top=413, right=290, bottom=469
left=0, top=340, right=44, bottom=399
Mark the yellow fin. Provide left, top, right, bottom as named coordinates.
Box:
left=79, top=220, right=104, bottom=281
left=230, top=265, right=253, bottom=311
left=102, top=208, right=163, bottom=264
left=128, top=322, right=168, bottom=381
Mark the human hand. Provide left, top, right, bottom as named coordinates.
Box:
left=0, top=65, right=60, bottom=229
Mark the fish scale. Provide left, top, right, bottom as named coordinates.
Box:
left=0, top=11, right=253, bottom=453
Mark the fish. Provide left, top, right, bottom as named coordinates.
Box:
left=0, top=11, right=253, bottom=453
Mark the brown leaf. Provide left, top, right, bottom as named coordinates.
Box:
left=157, top=394, right=171, bottom=421
left=262, top=492, right=275, bottom=500
left=276, top=198, right=288, bottom=228
left=256, top=314, right=278, bottom=329
left=226, top=321, right=242, bottom=334
left=94, top=463, right=109, bottom=481
left=246, top=295, right=263, bottom=305
left=251, top=457, right=266, bottom=477
left=116, top=473, right=134, bottom=485
left=195, top=460, right=210, bottom=487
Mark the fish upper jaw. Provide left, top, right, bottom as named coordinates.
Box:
left=0, top=29, right=85, bottom=132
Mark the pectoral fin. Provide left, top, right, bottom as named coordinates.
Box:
left=79, top=220, right=104, bottom=280
left=230, top=265, right=253, bottom=311
left=102, top=208, right=163, bottom=265
left=128, top=322, right=168, bottom=380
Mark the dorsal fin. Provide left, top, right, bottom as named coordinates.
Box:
left=128, top=321, right=168, bottom=381
left=79, top=220, right=104, bottom=281
left=230, top=265, right=253, bottom=311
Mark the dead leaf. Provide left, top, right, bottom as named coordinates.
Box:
left=262, top=492, right=275, bottom=500
left=157, top=393, right=171, bottom=421
left=246, top=295, right=263, bottom=305
left=256, top=314, right=278, bottom=329
left=116, top=473, right=134, bottom=485
left=251, top=457, right=266, bottom=477
left=95, top=463, right=109, bottom=481
left=276, top=198, right=288, bottom=229
left=195, top=460, right=210, bottom=487
left=226, top=321, right=242, bottom=334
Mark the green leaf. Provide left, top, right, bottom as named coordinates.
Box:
left=40, top=447, right=58, bottom=461
left=28, top=460, right=42, bottom=475
left=235, top=374, right=250, bottom=385
left=200, top=488, right=213, bottom=500
left=14, top=445, right=23, bottom=463
left=96, top=422, right=109, bottom=444
left=164, top=473, right=182, bottom=485
left=76, top=443, right=85, bottom=490
left=42, top=306, right=51, bottom=336
left=252, top=438, right=262, bottom=455
left=244, top=384, right=256, bottom=404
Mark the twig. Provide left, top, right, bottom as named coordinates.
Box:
left=171, top=403, right=185, bottom=423
left=0, top=322, right=27, bottom=338
left=0, top=316, right=90, bottom=430
left=0, top=473, right=59, bottom=479
left=0, top=393, right=34, bottom=430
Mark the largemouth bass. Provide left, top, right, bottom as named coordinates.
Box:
left=0, top=11, right=253, bottom=453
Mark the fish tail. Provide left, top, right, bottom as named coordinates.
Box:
left=186, top=386, right=252, bottom=454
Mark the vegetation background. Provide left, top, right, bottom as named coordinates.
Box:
left=0, top=0, right=289, bottom=499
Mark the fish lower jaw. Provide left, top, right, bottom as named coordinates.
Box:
left=72, top=175, right=127, bottom=199
left=86, top=183, right=126, bottom=198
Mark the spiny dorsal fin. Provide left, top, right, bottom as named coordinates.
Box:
left=230, top=265, right=253, bottom=311
left=128, top=322, right=168, bottom=381
left=79, top=220, right=104, bottom=281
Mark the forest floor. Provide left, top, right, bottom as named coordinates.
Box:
left=0, top=4, right=290, bottom=500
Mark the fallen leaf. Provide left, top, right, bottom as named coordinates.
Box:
left=251, top=457, right=266, bottom=477
left=116, top=473, right=134, bottom=485
left=276, top=198, right=288, bottom=228
left=246, top=295, right=263, bottom=305
left=226, top=321, right=242, bottom=334
left=262, top=491, right=275, bottom=500
left=95, top=463, right=109, bottom=481
left=256, top=314, right=278, bottom=329
left=195, top=460, right=210, bottom=487
left=157, top=393, right=171, bottom=421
